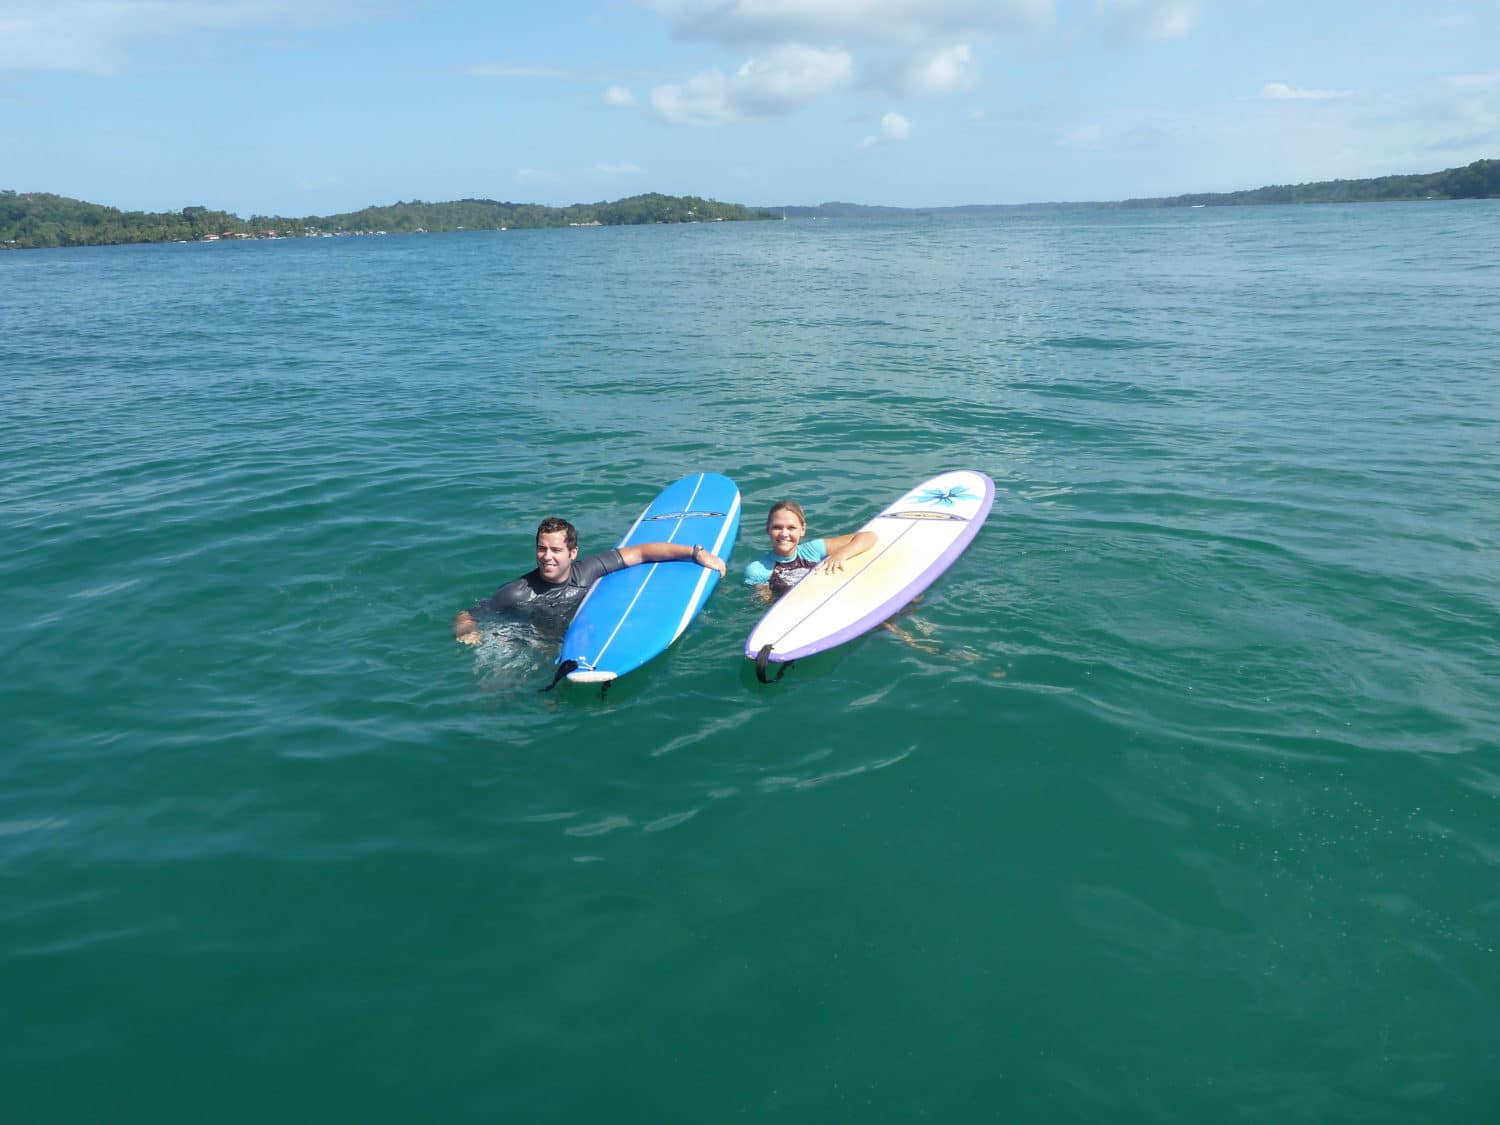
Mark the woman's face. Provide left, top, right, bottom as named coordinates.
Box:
left=766, top=507, right=806, bottom=557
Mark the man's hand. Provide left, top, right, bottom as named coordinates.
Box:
left=453, top=610, right=482, bottom=644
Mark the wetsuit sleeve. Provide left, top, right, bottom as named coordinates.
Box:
left=474, top=575, right=534, bottom=616
left=743, top=555, right=773, bottom=586
left=569, top=549, right=627, bottom=586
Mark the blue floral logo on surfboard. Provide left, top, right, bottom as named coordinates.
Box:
left=885, top=482, right=978, bottom=521
left=914, top=484, right=975, bottom=507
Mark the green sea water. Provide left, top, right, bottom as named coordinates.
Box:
left=3, top=203, right=1498, bottom=1123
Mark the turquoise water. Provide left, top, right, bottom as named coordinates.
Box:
left=4, top=203, right=1498, bottom=1122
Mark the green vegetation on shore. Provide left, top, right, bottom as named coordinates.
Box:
left=1118, top=157, right=1499, bottom=209
left=0, top=194, right=308, bottom=249
left=0, top=191, right=776, bottom=250
left=778, top=158, right=1500, bottom=217
left=315, top=193, right=774, bottom=235
left=3, top=160, right=1495, bottom=250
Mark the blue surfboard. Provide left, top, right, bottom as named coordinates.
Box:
left=558, top=473, right=741, bottom=684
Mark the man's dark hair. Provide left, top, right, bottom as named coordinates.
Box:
left=536, top=517, right=578, bottom=550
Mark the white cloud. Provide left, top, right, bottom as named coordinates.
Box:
left=651, top=44, right=853, bottom=125
left=652, top=70, right=737, bottom=126
left=859, top=110, right=914, bottom=147
left=1449, top=71, right=1500, bottom=92
left=633, top=0, right=1207, bottom=125
left=637, top=0, right=1053, bottom=118
left=881, top=111, right=913, bottom=140
left=604, top=85, right=637, bottom=107
left=1094, top=0, right=1198, bottom=41
left=636, top=0, right=1053, bottom=49
left=903, top=44, right=976, bottom=95
left=1100, top=69, right=1499, bottom=199
left=1442, top=72, right=1500, bottom=151
left=738, top=44, right=853, bottom=110
left=0, top=0, right=333, bottom=73
left=596, top=162, right=643, bottom=174
left=1260, top=82, right=1352, bottom=101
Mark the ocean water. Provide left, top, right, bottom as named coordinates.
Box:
left=3, top=202, right=1497, bottom=1123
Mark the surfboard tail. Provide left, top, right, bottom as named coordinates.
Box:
left=565, top=668, right=618, bottom=684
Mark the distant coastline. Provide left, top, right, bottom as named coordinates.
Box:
left=773, top=158, right=1498, bottom=218
left=0, top=192, right=777, bottom=251
left=3, top=159, right=1495, bottom=251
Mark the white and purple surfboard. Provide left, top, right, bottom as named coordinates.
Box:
left=746, top=470, right=994, bottom=680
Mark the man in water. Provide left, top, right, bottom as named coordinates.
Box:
left=453, top=516, right=726, bottom=644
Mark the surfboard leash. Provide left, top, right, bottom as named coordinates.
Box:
left=539, top=659, right=579, bottom=692
left=755, top=645, right=791, bottom=684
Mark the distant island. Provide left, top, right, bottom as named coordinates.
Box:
left=777, top=158, right=1499, bottom=218
left=0, top=192, right=778, bottom=251
left=3, top=159, right=1495, bottom=250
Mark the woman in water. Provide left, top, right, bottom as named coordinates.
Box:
left=744, top=498, right=949, bottom=655
left=742, top=500, right=877, bottom=603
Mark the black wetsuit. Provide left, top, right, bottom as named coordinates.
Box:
left=471, top=549, right=626, bottom=631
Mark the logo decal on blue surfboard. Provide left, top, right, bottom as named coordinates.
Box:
left=644, top=511, right=727, bottom=521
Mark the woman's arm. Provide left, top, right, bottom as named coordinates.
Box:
left=814, top=530, right=877, bottom=575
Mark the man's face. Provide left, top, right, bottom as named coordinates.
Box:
left=535, top=530, right=578, bottom=585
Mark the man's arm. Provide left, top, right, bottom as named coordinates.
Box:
left=618, top=541, right=727, bottom=576
left=453, top=609, right=483, bottom=645
left=454, top=575, right=536, bottom=644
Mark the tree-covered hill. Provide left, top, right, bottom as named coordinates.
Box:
left=312, top=192, right=776, bottom=233
left=1119, top=158, right=1500, bottom=208
left=0, top=191, right=778, bottom=249
left=0, top=192, right=302, bottom=249
left=771, top=159, right=1499, bottom=218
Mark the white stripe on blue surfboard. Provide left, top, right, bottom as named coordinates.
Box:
left=666, top=487, right=739, bottom=643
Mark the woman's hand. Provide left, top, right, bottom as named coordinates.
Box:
left=813, top=531, right=876, bottom=576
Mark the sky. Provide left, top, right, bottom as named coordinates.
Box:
left=2, top=0, right=1497, bottom=216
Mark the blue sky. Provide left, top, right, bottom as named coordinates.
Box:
left=3, top=1, right=1497, bottom=216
